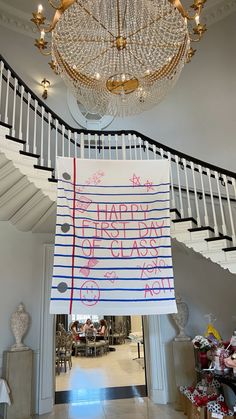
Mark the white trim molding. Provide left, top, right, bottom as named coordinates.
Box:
left=0, top=1, right=37, bottom=38
left=37, top=245, right=55, bottom=415
left=0, top=0, right=235, bottom=38
left=202, top=0, right=236, bottom=26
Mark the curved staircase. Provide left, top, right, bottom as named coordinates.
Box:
left=1, top=55, right=236, bottom=273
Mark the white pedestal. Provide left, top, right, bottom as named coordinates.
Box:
left=172, top=340, right=196, bottom=410
left=0, top=349, right=33, bottom=419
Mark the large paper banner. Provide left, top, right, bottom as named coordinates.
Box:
left=50, top=158, right=177, bottom=315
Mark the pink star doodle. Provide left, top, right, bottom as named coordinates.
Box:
left=130, top=173, right=141, bottom=188
left=144, top=180, right=154, bottom=192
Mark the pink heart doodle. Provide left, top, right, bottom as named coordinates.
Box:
left=104, top=271, right=118, bottom=284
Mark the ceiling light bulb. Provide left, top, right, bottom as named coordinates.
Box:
left=38, top=4, right=43, bottom=13
left=121, top=74, right=126, bottom=82
left=95, top=72, right=101, bottom=80
left=40, top=30, right=45, bottom=40
left=195, top=14, right=200, bottom=25
left=145, top=69, right=150, bottom=75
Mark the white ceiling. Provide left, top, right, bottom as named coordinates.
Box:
left=1, top=0, right=221, bottom=14
left=0, top=0, right=235, bottom=32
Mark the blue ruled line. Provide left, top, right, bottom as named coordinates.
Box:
left=54, top=244, right=171, bottom=250
left=55, top=234, right=171, bottom=241
left=56, top=223, right=170, bottom=232
left=57, top=187, right=169, bottom=197
left=52, top=275, right=174, bottom=281
left=58, top=196, right=170, bottom=205
left=53, top=265, right=173, bottom=270
left=59, top=179, right=170, bottom=189
left=53, top=254, right=172, bottom=260
left=52, top=286, right=174, bottom=292
left=57, top=204, right=170, bottom=213
left=51, top=297, right=176, bottom=302
left=56, top=214, right=170, bottom=223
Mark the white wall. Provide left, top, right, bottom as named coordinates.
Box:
left=0, top=221, right=53, bottom=412
left=0, top=11, right=235, bottom=170
left=172, top=240, right=236, bottom=339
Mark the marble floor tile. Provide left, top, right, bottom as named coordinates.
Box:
left=33, top=404, right=68, bottom=419
left=68, top=402, right=106, bottom=419
left=56, top=341, right=145, bottom=391
left=34, top=399, right=185, bottom=419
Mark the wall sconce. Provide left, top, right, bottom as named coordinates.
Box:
left=41, top=78, right=50, bottom=99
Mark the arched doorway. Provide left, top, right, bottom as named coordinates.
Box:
left=36, top=246, right=172, bottom=415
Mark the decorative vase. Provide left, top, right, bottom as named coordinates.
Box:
left=198, top=351, right=209, bottom=369
left=10, top=303, right=30, bottom=351
left=170, top=294, right=191, bottom=341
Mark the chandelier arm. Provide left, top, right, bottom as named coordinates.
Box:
left=38, top=47, right=52, bottom=56
left=35, top=23, right=55, bottom=33
left=77, top=1, right=116, bottom=39
left=33, top=9, right=68, bottom=33
left=127, top=9, right=172, bottom=39
left=79, top=46, right=115, bottom=71
left=168, top=0, right=203, bottom=20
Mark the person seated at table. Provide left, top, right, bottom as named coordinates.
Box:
left=97, top=319, right=107, bottom=336
left=70, top=320, right=80, bottom=341
left=82, top=318, right=95, bottom=333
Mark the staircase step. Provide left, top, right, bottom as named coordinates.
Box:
left=205, top=235, right=232, bottom=251
left=170, top=208, right=181, bottom=220
left=6, top=135, right=25, bottom=145
left=205, top=235, right=232, bottom=242
left=20, top=150, right=40, bottom=159
left=189, top=226, right=214, bottom=233
left=189, top=226, right=214, bottom=242
left=34, top=164, right=54, bottom=172
left=172, top=217, right=197, bottom=239
left=221, top=246, right=236, bottom=263
left=172, top=217, right=197, bottom=225
left=0, top=121, right=12, bottom=129
left=222, top=246, right=236, bottom=252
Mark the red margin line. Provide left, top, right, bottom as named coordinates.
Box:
left=69, top=157, right=76, bottom=314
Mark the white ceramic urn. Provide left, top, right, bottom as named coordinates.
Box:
left=10, top=303, right=30, bottom=351
left=170, top=295, right=191, bottom=341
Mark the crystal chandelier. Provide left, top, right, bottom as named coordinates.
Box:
left=32, top=0, right=207, bottom=117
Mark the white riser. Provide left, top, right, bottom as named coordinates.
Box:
left=190, top=230, right=214, bottom=242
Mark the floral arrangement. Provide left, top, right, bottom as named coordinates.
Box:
left=192, top=335, right=212, bottom=352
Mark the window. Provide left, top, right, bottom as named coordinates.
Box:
left=71, top=314, right=100, bottom=324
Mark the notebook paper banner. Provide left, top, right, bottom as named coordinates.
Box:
left=50, top=158, right=177, bottom=315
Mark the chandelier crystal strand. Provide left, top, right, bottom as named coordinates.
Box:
left=32, top=0, right=207, bottom=117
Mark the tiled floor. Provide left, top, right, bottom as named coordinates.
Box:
left=56, top=341, right=145, bottom=391
left=34, top=341, right=185, bottom=418
left=34, top=397, right=185, bottom=419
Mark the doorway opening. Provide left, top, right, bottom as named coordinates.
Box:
left=54, top=314, right=147, bottom=404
